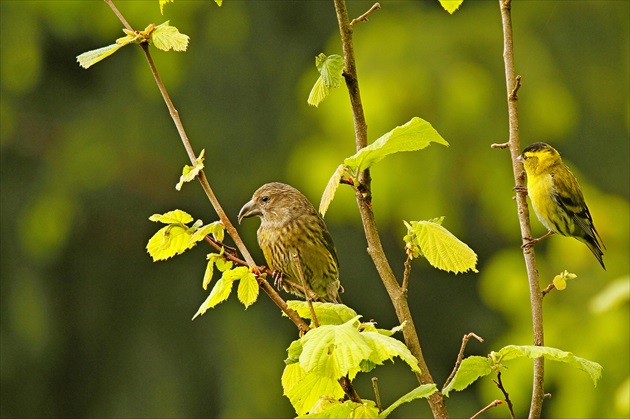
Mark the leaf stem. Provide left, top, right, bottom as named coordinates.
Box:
left=470, top=400, right=504, bottom=419
left=332, top=0, right=447, bottom=417
left=493, top=371, right=516, bottom=419
left=372, top=377, right=382, bottom=412
left=498, top=1, right=545, bottom=416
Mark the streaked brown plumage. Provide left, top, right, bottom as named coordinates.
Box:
left=238, top=182, right=342, bottom=303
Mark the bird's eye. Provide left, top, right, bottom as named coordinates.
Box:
left=261, top=195, right=269, bottom=203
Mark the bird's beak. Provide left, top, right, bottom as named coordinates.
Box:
left=238, top=200, right=261, bottom=224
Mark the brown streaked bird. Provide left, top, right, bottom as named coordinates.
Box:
left=238, top=182, right=342, bottom=303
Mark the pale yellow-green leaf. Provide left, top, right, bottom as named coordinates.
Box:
left=319, top=164, right=345, bottom=216
left=214, top=0, right=223, bottom=6
left=307, top=76, right=329, bottom=107
left=286, top=301, right=358, bottom=326
left=159, top=0, right=174, bottom=14
left=344, top=117, right=449, bottom=173
left=151, top=21, right=190, bottom=52
left=237, top=271, right=259, bottom=308
left=76, top=43, right=124, bottom=69
left=318, top=54, right=344, bottom=89
left=493, top=345, right=602, bottom=386
left=146, top=223, right=196, bottom=261
left=379, top=384, right=438, bottom=417
left=442, top=356, right=492, bottom=396
left=409, top=219, right=478, bottom=274
left=361, top=329, right=421, bottom=373
left=149, top=209, right=194, bottom=224
left=176, top=149, right=205, bottom=190
left=304, top=396, right=343, bottom=416
left=190, top=221, right=225, bottom=244
left=439, top=0, right=464, bottom=14
left=202, top=258, right=215, bottom=290
left=192, top=276, right=234, bottom=319
left=283, top=364, right=345, bottom=416
left=553, top=274, right=567, bottom=290
left=299, top=316, right=371, bottom=380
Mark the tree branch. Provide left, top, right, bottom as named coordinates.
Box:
left=332, top=1, right=447, bottom=417
left=443, top=332, right=484, bottom=391
left=498, top=1, right=545, bottom=417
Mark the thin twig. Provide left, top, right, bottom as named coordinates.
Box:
left=372, top=377, right=382, bottom=412
left=292, top=253, right=319, bottom=328
left=498, top=1, right=545, bottom=416
left=470, top=400, right=503, bottom=419
left=541, top=282, right=556, bottom=298
left=493, top=371, right=516, bottom=419
left=333, top=0, right=447, bottom=417
left=401, top=255, right=412, bottom=293
left=103, top=0, right=133, bottom=31
left=443, top=332, right=484, bottom=391
left=350, top=3, right=381, bottom=26
left=491, top=142, right=510, bottom=149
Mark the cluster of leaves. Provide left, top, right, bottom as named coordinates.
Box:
left=443, top=345, right=602, bottom=396
left=281, top=302, right=437, bottom=417
left=146, top=209, right=259, bottom=317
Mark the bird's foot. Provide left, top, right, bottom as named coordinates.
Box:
left=521, top=230, right=554, bottom=249
left=513, top=185, right=528, bottom=194
left=272, top=270, right=284, bottom=290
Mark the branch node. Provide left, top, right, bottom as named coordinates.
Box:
left=509, top=75, right=522, bottom=100
left=350, top=3, right=381, bottom=26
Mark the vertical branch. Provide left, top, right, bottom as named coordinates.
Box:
left=332, top=1, right=448, bottom=418
left=498, top=1, right=545, bottom=417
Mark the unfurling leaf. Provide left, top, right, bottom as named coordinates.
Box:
left=319, top=164, right=346, bottom=216
left=439, top=0, right=464, bottom=14
left=405, top=218, right=478, bottom=274
left=159, top=0, right=174, bottom=14
left=307, top=53, right=345, bottom=107
left=552, top=270, right=576, bottom=291
left=190, top=221, right=225, bottom=244
left=151, top=21, right=190, bottom=52
left=149, top=209, right=194, bottom=224
left=237, top=271, right=259, bottom=308
left=76, top=43, right=124, bottom=69
left=344, top=117, right=449, bottom=173
left=176, top=149, right=205, bottom=190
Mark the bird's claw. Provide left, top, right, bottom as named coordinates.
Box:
left=272, top=270, right=284, bottom=290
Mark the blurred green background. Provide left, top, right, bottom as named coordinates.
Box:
left=1, top=1, right=628, bottom=418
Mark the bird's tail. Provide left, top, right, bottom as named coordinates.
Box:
left=583, top=236, right=606, bottom=270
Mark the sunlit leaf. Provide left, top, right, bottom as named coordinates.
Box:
left=319, top=164, right=345, bottom=216
left=442, top=356, right=492, bottom=396
left=159, top=0, right=174, bottom=14
left=344, top=117, right=448, bottom=173
left=361, top=328, right=421, bottom=373
left=151, top=21, right=190, bottom=52
left=308, top=76, right=329, bottom=107
left=149, top=209, right=194, bottom=224
left=406, top=219, right=478, bottom=274
left=493, top=345, right=602, bottom=386
left=192, top=276, right=232, bottom=319
left=146, top=223, right=196, bottom=261
left=237, top=270, right=259, bottom=308
left=439, top=0, right=464, bottom=14
left=176, top=149, right=205, bottom=190
left=286, top=301, right=358, bottom=326
left=379, top=384, right=438, bottom=417
left=76, top=43, right=124, bottom=69
left=190, top=221, right=225, bottom=244
left=282, top=363, right=344, bottom=416
left=307, top=54, right=344, bottom=107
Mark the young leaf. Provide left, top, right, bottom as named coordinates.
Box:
left=192, top=276, right=233, bottom=319
left=361, top=329, right=421, bottom=373
left=151, top=21, right=190, bottom=52
left=159, top=0, right=174, bottom=14
left=299, top=316, right=371, bottom=380
left=76, top=43, right=124, bottom=69
left=344, top=117, right=449, bottom=173
left=442, top=356, right=493, bottom=396
left=283, top=364, right=345, bottom=416
left=149, top=209, right=194, bottom=224
left=307, top=76, right=329, bottom=108
left=286, top=301, right=358, bottom=326
left=406, top=219, right=478, bottom=274
left=237, top=270, right=259, bottom=308
left=307, top=54, right=345, bottom=107
left=379, top=384, right=438, bottom=418
left=319, top=164, right=346, bottom=216
left=493, top=345, right=603, bottom=386
left=176, top=149, right=205, bottom=190
left=202, top=250, right=233, bottom=290
left=146, top=223, right=197, bottom=261
left=190, top=221, right=225, bottom=244
left=439, top=0, right=464, bottom=14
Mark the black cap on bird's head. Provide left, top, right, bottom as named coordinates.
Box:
left=238, top=182, right=315, bottom=225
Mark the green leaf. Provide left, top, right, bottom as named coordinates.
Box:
left=237, top=270, right=259, bottom=308
left=379, top=384, right=438, bottom=417
left=282, top=363, right=344, bottom=416
left=202, top=250, right=233, bottom=290
left=302, top=400, right=378, bottom=418
left=493, top=345, right=603, bottom=386
left=439, top=0, right=464, bottom=14
left=286, top=301, right=358, bottom=326
left=149, top=209, right=194, bottom=224
left=151, top=21, right=190, bottom=52
left=406, top=219, right=478, bottom=274
left=192, top=277, right=232, bottom=319
left=361, top=329, right=421, bottom=373
left=299, top=316, right=371, bottom=380
left=76, top=43, right=124, bottom=69
left=307, top=54, right=345, bottom=107
left=176, top=149, right=205, bottom=190
left=319, top=164, right=346, bottom=216
left=442, top=356, right=493, bottom=396
left=146, top=223, right=196, bottom=261
left=344, top=117, right=449, bottom=173
left=214, top=0, right=223, bottom=6
left=190, top=221, right=225, bottom=244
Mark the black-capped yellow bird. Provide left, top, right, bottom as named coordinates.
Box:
left=238, top=182, right=343, bottom=302
left=517, top=142, right=605, bottom=269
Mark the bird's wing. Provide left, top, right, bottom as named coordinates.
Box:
left=551, top=168, right=598, bottom=242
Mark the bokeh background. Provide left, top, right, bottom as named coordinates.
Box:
left=1, top=1, right=628, bottom=418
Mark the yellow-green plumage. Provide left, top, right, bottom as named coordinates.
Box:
left=518, top=142, right=606, bottom=269
left=238, top=182, right=342, bottom=302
